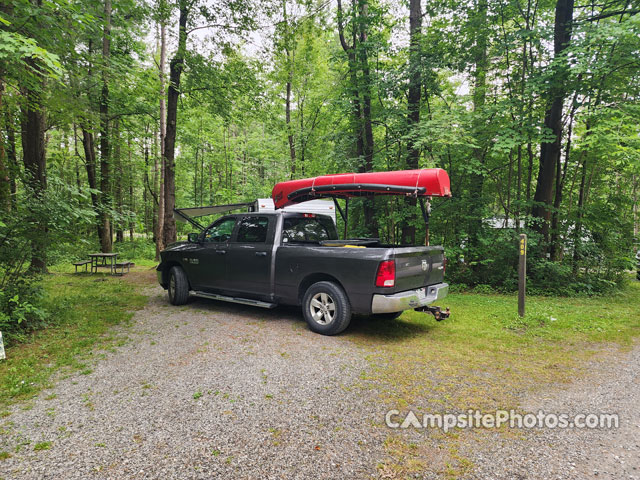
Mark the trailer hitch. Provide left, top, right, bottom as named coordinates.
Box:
left=415, top=305, right=450, bottom=321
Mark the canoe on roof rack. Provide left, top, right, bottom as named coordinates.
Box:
left=271, top=168, right=451, bottom=209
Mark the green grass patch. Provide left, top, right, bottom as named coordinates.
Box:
left=0, top=269, right=148, bottom=408
left=33, top=441, right=52, bottom=451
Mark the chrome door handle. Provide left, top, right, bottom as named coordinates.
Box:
left=216, top=250, right=227, bottom=255
left=255, top=251, right=267, bottom=257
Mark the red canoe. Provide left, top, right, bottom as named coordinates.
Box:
left=271, top=168, right=451, bottom=209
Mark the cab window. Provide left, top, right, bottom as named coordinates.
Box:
left=236, top=216, right=270, bottom=243
left=204, top=218, right=236, bottom=243
left=282, top=216, right=337, bottom=243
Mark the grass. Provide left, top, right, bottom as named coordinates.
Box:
left=0, top=266, right=149, bottom=408
left=33, top=441, right=52, bottom=451
left=350, top=278, right=640, bottom=477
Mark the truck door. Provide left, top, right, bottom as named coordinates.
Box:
left=226, top=215, right=274, bottom=299
left=194, top=216, right=238, bottom=292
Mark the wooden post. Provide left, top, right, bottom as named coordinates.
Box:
left=518, top=234, right=526, bottom=317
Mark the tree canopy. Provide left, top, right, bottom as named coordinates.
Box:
left=1, top=0, right=639, bottom=299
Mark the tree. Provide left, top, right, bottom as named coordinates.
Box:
left=336, top=0, right=378, bottom=235
left=531, top=0, right=574, bottom=245
left=99, top=0, right=113, bottom=253
left=155, top=0, right=168, bottom=258
left=161, top=0, right=188, bottom=247
left=401, top=0, right=422, bottom=245
left=466, top=0, right=488, bottom=266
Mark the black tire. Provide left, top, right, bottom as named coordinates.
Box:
left=168, top=266, right=189, bottom=305
left=302, top=281, right=351, bottom=335
left=371, top=311, right=403, bottom=321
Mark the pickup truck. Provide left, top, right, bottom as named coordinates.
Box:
left=157, top=210, right=449, bottom=335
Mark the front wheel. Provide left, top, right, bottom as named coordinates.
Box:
left=168, top=266, right=189, bottom=305
left=302, top=281, right=351, bottom=335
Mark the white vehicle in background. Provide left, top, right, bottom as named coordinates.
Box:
left=251, top=198, right=337, bottom=224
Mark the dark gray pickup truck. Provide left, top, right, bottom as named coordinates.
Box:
left=157, top=211, right=448, bottom=335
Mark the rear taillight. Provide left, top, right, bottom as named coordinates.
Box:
left=375, top=260, right=396, bottom=287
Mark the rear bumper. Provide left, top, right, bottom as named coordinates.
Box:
left=371, top=283, right=449, bottom=314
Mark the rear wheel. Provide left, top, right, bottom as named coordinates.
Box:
left=371, top=311, right=403, bottom=321
left=302, top=281, right=351, bottom=335
left=168, top=266, right=189, bottom=305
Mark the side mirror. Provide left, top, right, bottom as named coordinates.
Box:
left=187, top=232, right=200, bottom=243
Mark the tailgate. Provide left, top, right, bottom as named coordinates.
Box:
left=392, top=246, right=445, bottom=292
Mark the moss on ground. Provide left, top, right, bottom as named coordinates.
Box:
left=349, top=279, right=640, bottom=478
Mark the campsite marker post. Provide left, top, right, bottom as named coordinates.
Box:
left=518, top=234, right=526, bottom=317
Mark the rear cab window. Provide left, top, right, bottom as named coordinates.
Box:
left=282, top=215, right=338, bottom=244
left=235, top=216, right=271, bottom=243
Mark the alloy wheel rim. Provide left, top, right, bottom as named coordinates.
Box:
left=309, top=292, right=336, bottom=325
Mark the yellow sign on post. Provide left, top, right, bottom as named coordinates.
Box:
left=518, top=234, right=527, bottom=317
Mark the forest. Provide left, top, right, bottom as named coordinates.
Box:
left=1, top=0, right=639, bottom=340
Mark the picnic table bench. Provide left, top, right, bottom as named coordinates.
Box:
left=113, top=261, right=134, bottom=275
left=72, top=253, right=132, bottom=275
left=73, top=260, right=91, bottom=273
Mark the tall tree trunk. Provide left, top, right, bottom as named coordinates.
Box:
left=283, top=0, right=297, bottom=179
left=128, top=132, right=134, bottom=241
left=80, top=39, right=105, bottom=245
left=143, top=138, right=150, bottom=237
left=155, top=7, right=167, bottom=259
left=467, top=0, right=488, bottom=268
left=357, top=1, right=374, bottom=175
left=21, top=70, right=48, bottom=273
left=81, top=127, right=101, bottom=237
left=401, top=0, right=422, bottom=245
left=0, top=78, right=11, bottom=211
left=114, top=118, right=124, bottom=243
left=162, top=1, right=188, bottom=247
left=337, top=0, right=377, bottom=237
left=572, top=117, right=595, bottom=273
left=357, top=0, right=376, bottom=236
left=99, top=0, right=113, bottom=253
left=549, top=101, right=576, bottom=261
left=337, top=0, right=364, bottom=163
left=531, top=0, right=574, bottom=246
left=5, top=109, right=18, bottom=211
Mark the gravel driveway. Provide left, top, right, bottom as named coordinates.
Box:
left=1, top=284, right=638, bottom=479
left=0, top=287, right=388, bottom=479
left=463, top=344, right=640, bottom=480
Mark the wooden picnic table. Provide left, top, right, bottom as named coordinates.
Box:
left=88, top=253, right=118, bottom=275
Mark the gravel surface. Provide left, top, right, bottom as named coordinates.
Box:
left=464, top=344, right=640, bottom=480
left=0, top=287, right=388, bottom=480
left=1, top=284, right=638, bottom=479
